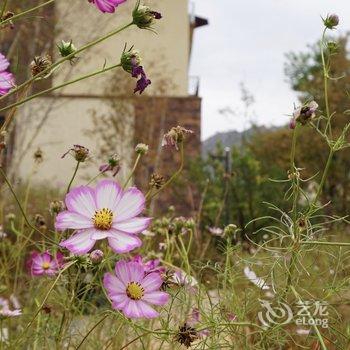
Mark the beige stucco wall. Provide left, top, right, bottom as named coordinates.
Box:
left=54, top=0, right=190, bottom=97
left=11, top=0, right=190, bottom=185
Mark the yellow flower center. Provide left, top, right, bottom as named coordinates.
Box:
left=126, top=282, right=144, bottom=300
left=93, top=208, right=113, bottom=230
left=42, top=262, right=51, bottom=270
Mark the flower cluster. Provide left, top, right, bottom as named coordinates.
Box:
left=103, top=260, right=169, bottom=318
left=88, top=0, right=126, bottom=13
left=0, top=53, right=14, bottom=96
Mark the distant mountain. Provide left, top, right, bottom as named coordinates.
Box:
left=202, top=126, right=277, bottom=156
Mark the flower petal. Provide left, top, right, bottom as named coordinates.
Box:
left=95, top=180, right=123, bottom=212
left=103, top=272, right=126, bottom=296
left=107, top=231, right=142, bottom=254
left=112, top=217, right=151, bottom=234
left=141, top=273, right=163, bottom=292
left=111, top=295, right=129, bottom=310
left=60, top=230, right=96, bottom=255
left=114, top=187, right=146, bottom=222
left=143, top=291, right=169, bottom=306
left=65, top=186, right=96, bottom=218
left=123, top=300, right=157, bottom=319
left=55, top=211, right=93, bottom=231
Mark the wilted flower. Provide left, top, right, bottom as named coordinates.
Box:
left=293, top=101, right=318, bottom=126
left=162, top=126, right=193, bottom=150
left=34, top=214, right=47, bottom=231
left=90, top=249, right=104, bottom=264
left=132, top=3, right=162, bottom=29
left=62, top=144, right=89, bottom=162
left=323, top=14, right=339, bottom=29
left=1, top=11, right=15, bottom=29
left=88, top=0, right=126, bottom=13
left=0, top=53, right=15, bottom=96
left=131, top=255, right=165, bottom=274
left=135, top=143, right=149, bottom=155
left=27, top=251, right=64, bottom=276
left=99, top=153, right=121, bottom=177
left=49, top=200, right=65, bottom=215
left=103, top=260, right=169, bottom=318
left=57, top=40, right=77, bottom=62
left=34, top=148, right=44, bottom=164
left=55, top=180, right=151, bottom=255
left=172, top=269, right=198, bottom=293
left=0, top=297, right=21, bottom=318
left=149, top=173, right=165, bottom=189
left=121, top=48, right=151, bottom=94
left=30, top=55, right=52, bottom=77
left=175, top=323, right=198, bottom=348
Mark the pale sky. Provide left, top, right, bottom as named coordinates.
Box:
left=189, top=0, right=350, bottom=140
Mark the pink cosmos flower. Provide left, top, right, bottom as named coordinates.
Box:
left=55, top=180, right=151, bottom=255
left=0, top=297, right=21, bottom=318
left=0, top=53, right=14, bottom=96
left=104, top=260, right=169, bottom=319
left=27, top=251, right=64, bottom=276
left=88, top=0, right=126, bottom=13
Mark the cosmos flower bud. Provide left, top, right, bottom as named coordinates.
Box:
left=223, top=224, right=238, bottom=237
left=135, top=143, right=149, bottom=155
left=62, top=145, right=90, bottom=162
left=5, top=213, right=15, bottom=222
left=327, top=41, right=339, bottom=54
left=57, top=40, right=77, bottom=61
left=30, top=55, right=52, bottom=77
left=49, top=200, right=65, bottom=215
left=89, top=249, right=104, bottom=264
left=132, top=3, right=162, bottom=29
left=323, top=14, right=339, bottom=29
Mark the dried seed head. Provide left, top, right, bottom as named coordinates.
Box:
left=62, top=145, right=89, bottom=162
left=149, top=173, right=165, bottom=189
left=30, top=55, right=52, bottom=77
left=49, top=200, right=65, bottom=215
left=175, top=323, right=198, bottom=348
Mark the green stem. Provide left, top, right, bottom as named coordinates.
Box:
left=0, top=0, right=54, bottom=26
left=0, top=0, right=8, bottom=19
left=290, top=286, right=328, bottom=350
left=312, top=148, right=334, bottom=208
left=0, top=22, right=133, bottom=104
left=123, top=154, right=141, bottom=189
left=301, top=240, right=350, bottom=247
left=0, top=63, right=122, bottom=113
left=66, top=161, right=80, bottom=194
left=320, top=28, right=332, bottom=138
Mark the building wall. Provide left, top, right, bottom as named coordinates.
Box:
left=10, top=1, right=201, bottom=198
